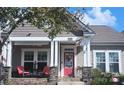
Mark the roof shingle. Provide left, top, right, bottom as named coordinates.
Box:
left=90, top=25, right=124, bottom=43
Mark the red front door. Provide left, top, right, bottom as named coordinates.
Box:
left=64, top=52, right=74, bottom=77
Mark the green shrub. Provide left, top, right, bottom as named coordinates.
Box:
left=91, top=69, right=113, bottom=85
left=119, top=74, right=124, bottom=82
left=91, top=68, right=102, bottom=78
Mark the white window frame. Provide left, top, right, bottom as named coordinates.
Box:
left=21, top=48, right=50, bottom=67
left=93, top=50, right=106, bottom=72
left=93, top=50, right=121, bottom=73
left=21, top=49, right=35, bottom=66
left=36, top=49, right=49, bottom=64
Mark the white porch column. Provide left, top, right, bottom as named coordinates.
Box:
left=83, top=37, right=91, bottom=67
left=54, top=41, right=58, bottom=67
left=83, top=42, right=87, bottom=67
left=58, top=42, right=61, bottom=77
left=50, top=41, right=54, bottom=67
left=87, top=39, right=91, bottom=67
left=7, top=41, right=12, bottom=67
left=7, top=41, right=12, bottom=79
left=2, top=44, right=7, bottom=66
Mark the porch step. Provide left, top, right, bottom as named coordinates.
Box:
left=58, top=81, right=84, bottom=85
left=8, top=78, right=48, bottom=85
left=58, top=77, right=84, bottom=85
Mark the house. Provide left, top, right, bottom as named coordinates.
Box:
left=1, top=19, right=124, bottom=79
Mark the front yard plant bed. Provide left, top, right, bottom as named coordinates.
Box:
left=91, top=69, right=124, bottom=85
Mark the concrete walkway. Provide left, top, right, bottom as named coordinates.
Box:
left=58, top=81, right=84, bottom=85
left=58, top=77, right=84, bottom=85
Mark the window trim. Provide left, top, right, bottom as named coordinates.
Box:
left=21, top=48, right=50, bottom=67
left=93, top=50, right=121, bottom=73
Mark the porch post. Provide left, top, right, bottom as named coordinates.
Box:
left=83, top=41, right=87, bottom=67
left=83, top=38, right=91, bottom=67
left=48, top=41, right=58, bottom=85
left=82, top=37, right=92, bottom=84
left=1, top=44, right=7, bottom=66
left=6, top=41, right=12, bottom=79
left=7, top=41, right=12, bottom=67
left=54, top=41, right=58, bottom=66
left=87, top=39, right=91, bottom=67
left=50, top=41, right=54, bottom=67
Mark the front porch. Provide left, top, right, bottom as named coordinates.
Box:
left=7, top=77, right=84, bottom=85
left=1, top=35, right=93, bottom=85
left=11, top=41, right=82, bottom=78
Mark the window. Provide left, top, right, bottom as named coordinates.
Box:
left=94, top=50, right=121, bottom=73
left=96, top=52, right=106, bottom=72
left=109, top=52, right=119, bottom=72
left=64, top=48, right=74, bottom=52
left=24, top=51, right=34, bottom=72
left=24, top=51, right=34, bottom=61
left=37, top=51, right=48, bottom=71
left=37, top=51, right=47, bottom=62
left=22, top=49, right=49, bottom=72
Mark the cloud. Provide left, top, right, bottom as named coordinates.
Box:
left=81, top=7, right=117, bottom=26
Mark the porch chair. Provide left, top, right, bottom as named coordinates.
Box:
left=16, top=66, right=30, bottom=77
left=42, top=66, right=49, bottom=77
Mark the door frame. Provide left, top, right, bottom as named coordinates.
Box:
left=64, top=51, right=74, bottom=77
left=61, top=45, right=77, bottom=77
left=21, top=48, right=50, bottom=68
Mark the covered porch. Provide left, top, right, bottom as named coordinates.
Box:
left=2, top=35, right=92, bottom=79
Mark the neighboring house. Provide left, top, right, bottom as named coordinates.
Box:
left=1, top=20, right=124, bottom=78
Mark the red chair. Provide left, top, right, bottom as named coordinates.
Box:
left=17, top=66, right=30, bottom=77
left=43, top=66, right=49, bottom=75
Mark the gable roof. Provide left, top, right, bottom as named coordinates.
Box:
left=10, top=20, right=94, bottom=37
left=90, top=25, right=124, bottom=44
left=9, top=21, right=124, bottom=44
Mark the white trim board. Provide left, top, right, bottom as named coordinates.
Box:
left=14, top=41, right=49, bottom=45
left=9, top=36, right=82, bottom=42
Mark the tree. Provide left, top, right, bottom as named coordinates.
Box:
left=0, top=7, right=85, bottom=46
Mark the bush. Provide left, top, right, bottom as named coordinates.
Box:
left=91, top=69, right=113, bottom=85
left=118, top=74, right=124, bottom=84
left=91, top=68, right=102, bottom=78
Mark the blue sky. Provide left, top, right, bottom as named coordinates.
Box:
left=69, top=7, right=124, bottom=32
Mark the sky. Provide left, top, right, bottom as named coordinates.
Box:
left=69, top=7, right=124, bottom=32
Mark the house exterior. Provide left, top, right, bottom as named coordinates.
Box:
left=1, top=20, right=124, bottom=79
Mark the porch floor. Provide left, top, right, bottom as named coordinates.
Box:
left=6, top=77, right=84, bottom=85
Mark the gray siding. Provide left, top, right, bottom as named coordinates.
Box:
left=91, top=45, right=124, bottom=73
